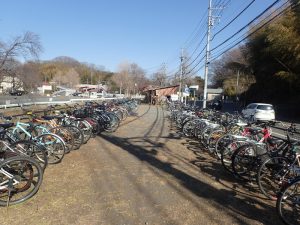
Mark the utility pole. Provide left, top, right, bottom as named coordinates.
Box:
left=90, top=71, right=93, bottom=85
left=162, top=62, right=166, bottom=87
left=179, top=48, right=185, bottom=103
left=203, top=0, right=213, bottom=109
left=236, top=70, right=240, bottom=101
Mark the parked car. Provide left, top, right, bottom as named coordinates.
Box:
left=90, top=92, right=103, bottom=99
left=242, top=103, right=275, bottom=122
left=72, top=92, right=82, bottom=96
left=9, top=90, right=26, bottom=96
left=207, top=100, right=222, bottom=111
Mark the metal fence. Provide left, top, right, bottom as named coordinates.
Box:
left=0, top=96, right=122, bottom=109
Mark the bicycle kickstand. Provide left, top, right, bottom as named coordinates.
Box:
left=6, top=178, right=14, bottom=209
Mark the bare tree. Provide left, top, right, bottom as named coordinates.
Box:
left=0, top=32, right=42, bottom=93
left=19, top=61, right=42, bottom=91
left=129, top=63, right=149, bottom=93
left=0, top=31, right=42, bottom=75
left=151, top=64, right=167, bottom=87
left=211, top=47, right=255, bottom=97
left=61, top=68, right=80, bottom=88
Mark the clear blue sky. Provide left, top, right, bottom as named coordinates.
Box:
left=1, top=0, right=276, bottom=75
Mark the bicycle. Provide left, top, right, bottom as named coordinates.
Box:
left=11, top=118, right=66, bottom=164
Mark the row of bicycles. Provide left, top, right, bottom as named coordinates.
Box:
left=168, top=103, right=300, bottom=225
left=0, top=99, right=138, bottom=207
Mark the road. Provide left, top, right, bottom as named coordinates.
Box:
left=0, top=105, right=282, bottom=225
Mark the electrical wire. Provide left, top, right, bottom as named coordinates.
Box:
left=210, top=0, right=281, bottom=52
left=210, top=1, right=298, bottom=62
left=211, top=0, right=256, bottom=40
left=210, top=0, right=290, bottom=58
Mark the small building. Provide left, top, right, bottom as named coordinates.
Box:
left=37, top=83, right=52, bottom=95
left=142, top=85, right=179, bottom=104
left=76, top=84, right=108, bottom=92
left=0, top=76, right=24, bottom=94
left=206, top=88, right=223, bottom=101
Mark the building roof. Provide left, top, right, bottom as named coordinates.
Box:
left=152, top=85, right=179, bottom=90
left=142, top=85, right=179, bottom=92
left=207, top=88, right=223, bottom=94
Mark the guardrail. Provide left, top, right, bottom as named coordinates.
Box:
left=0, top=97, right=123, bottom=109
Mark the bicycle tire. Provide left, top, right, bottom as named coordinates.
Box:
left=35, top=133, right=66, bottom=164
left=231, top=143, right=258, bottom=181
left=63, top=125, right=84, bottom=150
left=276, top=177, right=300, bottom=225
left=104, top=113, right=120, bottom=133
left=49, top=126, right=75, bottom=153
left=71, top=120, right=92, bottom=144
left=0, top=156, right=43, bottom=206
left=10, top=140, right=48, bottom=171
left=221, top=140, right=248, bottom=173
left=258, top=156, right=295, bottom=200
left=208, top=129, right=225, bottom=157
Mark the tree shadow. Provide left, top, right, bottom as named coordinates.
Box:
left=99, top=133, right=281, bottom=225
left=190, top=155, right=269, bottom=200
left=120, top=104, right=151, bottom=127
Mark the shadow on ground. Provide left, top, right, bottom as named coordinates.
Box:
left=99, top=130, right=279, bottom=225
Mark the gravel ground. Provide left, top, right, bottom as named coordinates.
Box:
left=0, top=104, right=282, bottom=225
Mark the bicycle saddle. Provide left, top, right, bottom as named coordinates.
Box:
left=267, top=138, right=283, bottom=145
left=41, top=115, right=63, bottom=120
left=0, top=123, right=14, bottom=129
left=248, top=127, right=262, bottom=134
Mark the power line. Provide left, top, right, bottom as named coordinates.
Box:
left=183, top=11, right=208, bottom=50
left=185, top=55, right=206, bottom=76
left=144, top=9, right=209, bottom=75
left=210, top=0, right=291, bottom=58
left=211, top=0, right=256, bottom=40
left=210, top=1, right=298, bottom=62
left=185, top=44, right=207, bottom=69
left=184, top=0, right=229, bottom=73
left=210, top=0, right=281, bottom=52
left=187, top=0, right=293, bottom=78
left=210, top=0, right=290, bottom=58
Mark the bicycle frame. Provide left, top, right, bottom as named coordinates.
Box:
left=12, top=122, right=65, bottom=147
left=0, top=168, right=19, bottom=190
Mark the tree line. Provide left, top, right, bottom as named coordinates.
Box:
left=0, top=32, right=204, bottom=95
left=211, top=0, right=300, bottom=108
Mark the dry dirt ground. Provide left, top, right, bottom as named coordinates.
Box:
left=0, top=105, right=282, bottom=225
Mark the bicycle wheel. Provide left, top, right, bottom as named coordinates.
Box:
left=221, top=140, right=248, bottom=173
left=49, top=126, right=74, bottom=154
left=10, top=140, right=48, bottom=171
left=71, top=120, right=92, bottom=144
left=104, top=113, right=120, bottom=133
left=113, top=110, right=123, bottom=122
left=257, top=156, right=292, bottom=200
left=63, top=125, right=84, bottom=150
left=85, top=118, right=101, bottom=137
left=182, top=120, right=197, bottom=137
left=207, top=130, right=225, bottom=155
left=231, top=143, right=258, bottom=181
left=277, top=178, right=300, bottom=225
left=0, top=156, right=43, bottom=206
left=120, top=108, right=128, bottom=121
left=35, top=133, right=66, bottom=164
left=216, top=134, right=233, bottom=159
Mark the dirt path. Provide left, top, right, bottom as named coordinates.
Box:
left=0, top=105, right=281, bottom=225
